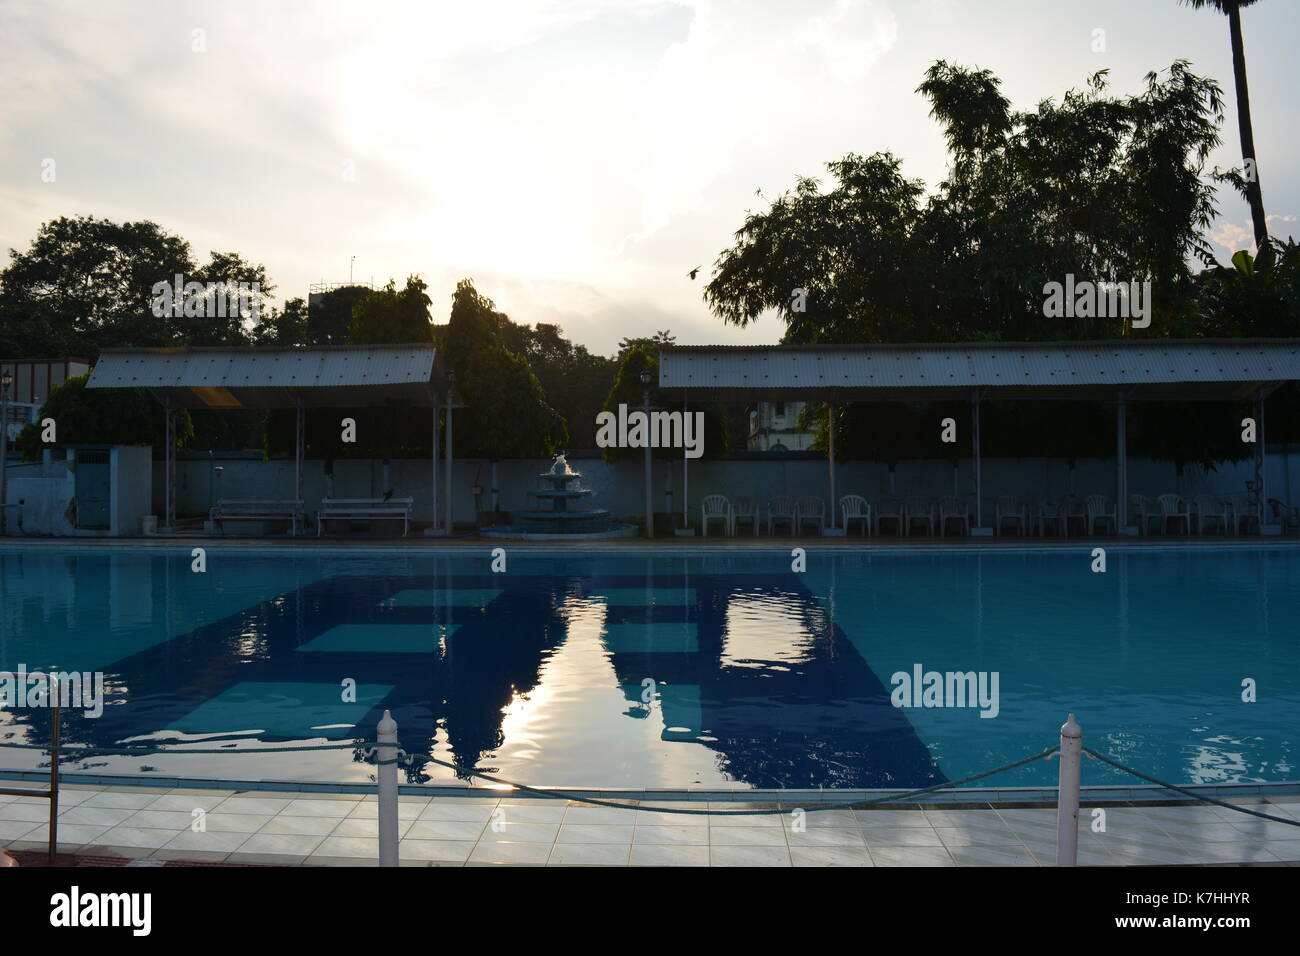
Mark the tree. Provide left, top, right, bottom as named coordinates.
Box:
left=600, top=345, right=728, bottom=462
left=441, top=281, right=567, bottom=508
left=499, top=320, right=617, bottom=448
left=704, top=62, right=1226, bottom=344
left=0, top=216, right=274, bottom=358
left=347, top=276, right=433, bottom=344
left=304, top=285, right=371, bottom=345
left=15, top=374, right=192, bottom=460
left=1181, top=1, right=1268, bottom=247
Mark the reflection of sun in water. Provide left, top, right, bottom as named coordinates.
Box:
left=721, top=589, right=812, bottom=672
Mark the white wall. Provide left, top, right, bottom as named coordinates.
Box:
left=156, top=449, right=1300, bottom=529
left=110, top=445, right=152, bottom=535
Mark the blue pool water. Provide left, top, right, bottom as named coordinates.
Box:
left=0, top=546, right=1297, bottom=791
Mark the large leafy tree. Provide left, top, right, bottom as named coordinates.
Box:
left=0, top=216, right=272, bottom=358
left=443, top=280, right=567, bottom=462
left=600, top=345, right=728, bottom=463
left=500, top=320, right=617, bottom=448
left=347, top=276, right=434, bottom=344
left=705, top=61, right=1226, bottom=344
left=1181, top=0, right=1268, bottom=247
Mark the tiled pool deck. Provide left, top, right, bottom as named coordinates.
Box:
left=3, top=781, right=1297, bottom=866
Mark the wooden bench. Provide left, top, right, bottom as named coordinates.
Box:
left=317, top=497, right=414, bottom=536
left=210, top=499, right=306, bottom=536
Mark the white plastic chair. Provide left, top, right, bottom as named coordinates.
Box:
left=840, top=495, right=872, bottom=536
left=796, top=495, right=825, bottom=534
left=994, top=496, right=1026, bottom=536
left=1227, top=492, right=1259, bottom=535
left=904, top=496, right=935, bottom=536
left=767, top=496, right=796, bottom=535
left=1193, top=495, right=1229, bottom=535
left=938, top=496, right=969, bottom=536
left=1130, top=495, right=1158, bottom=536
left=1038, top=499, right=1066, bottom=537
left=732, top=495, right=759, bottom=536
left=1086, top=494, right=1117, bottom=536
left=1157, top=494, right=1190, bottom=535
left=874, top=497, right=904, bottom=536
left=701, top=494, right=733, bottom=536
left=1269, top=498, right=1299, bottom=535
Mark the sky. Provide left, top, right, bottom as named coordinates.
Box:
left=0, top=0, right=1296, bottom=356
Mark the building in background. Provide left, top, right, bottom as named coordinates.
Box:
left=0, top=357, right=90, bottom=448
left=747, top=400, right=816, bottom=452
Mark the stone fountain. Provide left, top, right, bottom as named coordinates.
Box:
left=482, top=454, right=636, bottom=539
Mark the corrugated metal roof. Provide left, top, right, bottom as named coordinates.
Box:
left=86, top=345, right=441, bottom=408
left=658, top=340, right=1300, bottom=400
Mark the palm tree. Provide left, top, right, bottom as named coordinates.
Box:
left=1183, top=1, right=1268, bottom=246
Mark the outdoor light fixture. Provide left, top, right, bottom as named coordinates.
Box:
left=640, top=369, right=650, bottom=386
left=0, top=368, right=12, bottom=537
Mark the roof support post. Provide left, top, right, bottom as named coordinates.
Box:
left=682, top=391, right=689, bottom=531
left=163, top=404, right=176, bottom=531
left=828, top=397, right=837, bottom=530
left=1255, top=390, right=1266, bottom=526
left=445, top=372, right=455, bottom=535
left=971, top=389, right=983, bottom=532
left=431, top=393, right=440, bottom=533
left=1117, top=390, right=1128, bottom=532
left=294, top=402, right=305, bottom=522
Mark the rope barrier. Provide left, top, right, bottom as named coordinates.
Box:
left=1082, top=746, right=1300, bottom=827
left=0, top=740, right=366, bottom=755
left=0, top=737, right=1060, bottom=816
left=393, top=744, right=1062, bottom=815
left=6, top=735, right=1294, bottom=825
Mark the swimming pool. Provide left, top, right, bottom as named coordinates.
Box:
left=0, top=546, right=1296, bottom=791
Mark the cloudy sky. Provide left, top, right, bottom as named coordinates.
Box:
left=1, top=0, right=1296, bottom=354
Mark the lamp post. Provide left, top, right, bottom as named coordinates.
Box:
left=444, top=369, right=455, bottom=536
left=0, top=368, right=12, bottom=536
left=640, top=368, right=653, bottom=539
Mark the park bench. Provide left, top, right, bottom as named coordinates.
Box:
left=210, top=499, right=306, bottom=536
left=317, top=497, right=414, bottom=536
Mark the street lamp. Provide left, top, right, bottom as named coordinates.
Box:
left=0, top=369, right=12, bottom=536
left=445, top=369, right=455, bottom=535
left=640, top=368, right=653, bottom=539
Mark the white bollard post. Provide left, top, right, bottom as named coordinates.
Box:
left=377, top=710, right=399, bottom=867
left=1056, top=713, right=1082, bottom=867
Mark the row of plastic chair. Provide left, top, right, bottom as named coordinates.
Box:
left=700, top=491, right=1292, bottom=537
left=700, top=494, right=827, bottom=536
left=1132, top=493, right=1265, bottom=535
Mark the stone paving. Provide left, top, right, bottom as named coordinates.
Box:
left=3, top=782, right=1298, bottom=866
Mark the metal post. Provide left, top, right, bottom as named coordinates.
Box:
left=294, top=403, right=305, bottom=530
left=1117, top=391, right=1128, bottom=532
left=1255, top=393, right=1266, bottom=526
left=165, top=407, right=176, bottom=530
left=641, top=372, right=653, bottom=538
left=0, top=371, right=10, bottom=536
left=445, top=373, right=455, bottom=535
left=971, top=391, right=982, bottom=531
left=48, top=674, right=61, bottom=865
left=828, top=398, right=837, bottom=530
left=1056, top=713, right=1082, bottom=867
left=431, top=395, right=440, bottom=533
left=682, top=392, right=688, bottom=530
left=376, top=709, right=399, bottom=867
